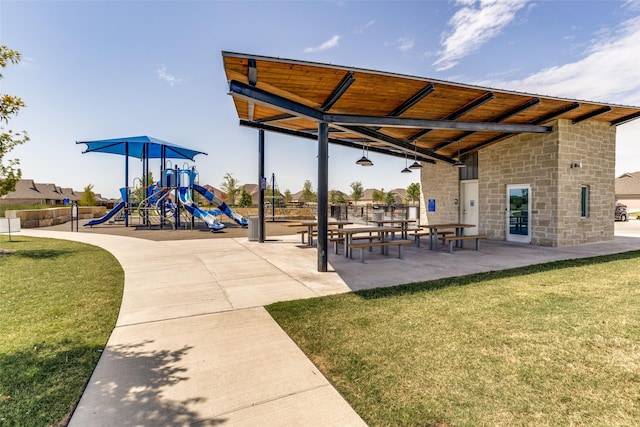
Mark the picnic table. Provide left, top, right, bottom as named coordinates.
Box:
left=337, top=226, right=403, bottom=258
left=290, top=220, right=353, bottom=246
left=421, top=223, right=476, bottom=250
left=371, top=218, right=417, bottom=239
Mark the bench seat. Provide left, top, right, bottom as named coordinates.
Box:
left=441, top=234, right=487, bottom=254
left=348, top=239, right=414, bottom=263
left=412, top=230, right=453, bottom=247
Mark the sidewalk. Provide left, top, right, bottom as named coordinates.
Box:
left=19, top=222, right=640, bottom=426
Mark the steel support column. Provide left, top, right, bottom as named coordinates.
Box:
left=258, top=130, right=265, bottom=242
left=317, top=122, right=329, bottom=272
left=124, top=142, right=129, bottom=227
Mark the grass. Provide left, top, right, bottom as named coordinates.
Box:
left=267, top=252, right=640, bottom=426
left=0, top=236, right=124, bottom=427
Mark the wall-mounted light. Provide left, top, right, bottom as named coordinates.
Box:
left=570, top=162, right=582, bottom=169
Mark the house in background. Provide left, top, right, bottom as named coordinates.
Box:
left=1, top=179, right=112, bottom=207
left=615, top=172, right=640, bottom=210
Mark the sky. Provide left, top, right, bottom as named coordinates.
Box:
left=1, top=0, right=640, bottom=199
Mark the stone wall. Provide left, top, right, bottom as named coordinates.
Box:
left=419, top=119, right=617, bottom=247
left=480, top=123, right=560, bottom=245
left=419, top=161, right=461, bottom=225
left=481, top=119, right=615, bottom=246
left=5, top=206, right=106, bottom=228
left=556, top=119, right=616, bottom=245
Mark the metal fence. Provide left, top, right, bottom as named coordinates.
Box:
left=320, top=204, right=420, bottom=225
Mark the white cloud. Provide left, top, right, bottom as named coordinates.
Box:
left=397, top=36, right=415, bottom=53
left=156, top=65, right=183, bottom=86
left=434, top=0, right=529, bottom=71
left=477, top=15, right=640, bottom=106
left=354, top=20, right=375, bottom=34
left=303, top=35, right=341, bottom=53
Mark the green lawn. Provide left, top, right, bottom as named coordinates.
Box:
left=267, top=252, right=640, bottom=426
left=0, top=236, right=124, bottom=427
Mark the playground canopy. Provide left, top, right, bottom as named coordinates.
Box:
left=76, top=135, right=207, bottom=227
left=76, top=135, right=207, bottom=160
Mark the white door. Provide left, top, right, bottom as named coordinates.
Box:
left=506, top=184, right=531, bottom=243
left=460, top=180, right=478, bottom=235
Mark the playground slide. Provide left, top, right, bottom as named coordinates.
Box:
left=178, top=187, right=225, bottom=231
left=192, top=184, right=249, bottom=227
left=84, top=201, right=125, bottom=226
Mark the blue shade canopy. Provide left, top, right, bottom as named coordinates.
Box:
left=76, top=135, right=207, bottom=160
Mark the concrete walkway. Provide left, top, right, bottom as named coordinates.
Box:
left=19, top=221, right=640, bottom=426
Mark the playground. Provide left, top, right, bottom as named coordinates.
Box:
left=76, top=135, right=251, bottom=235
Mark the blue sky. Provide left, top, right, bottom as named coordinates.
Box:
left=2, top=0, right=640, bottom=199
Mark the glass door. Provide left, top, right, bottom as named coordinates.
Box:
left=506, top=184, right=531, bottom=243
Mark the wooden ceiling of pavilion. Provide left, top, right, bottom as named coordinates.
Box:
left=222, top=51, right=640, bottom=165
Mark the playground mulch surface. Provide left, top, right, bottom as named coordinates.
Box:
left=39, top=218, right=300, bottom=241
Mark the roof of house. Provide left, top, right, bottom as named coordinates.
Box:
left=616, top=172, right=640, bottom=196
left=1, top=179, right=109, bottom=203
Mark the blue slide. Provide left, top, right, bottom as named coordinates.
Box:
left=85, top=188, right=128, bottom=226
left=178, top=187, right=225, bottom=231
left=84, top=201, right=125, bottom=226
left=192, top=184, right=248, bottom=227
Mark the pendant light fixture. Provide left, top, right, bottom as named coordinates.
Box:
left=401, top=152, right=412, bottom=173
left=452, top=140, right=465, bottom=168
left=356, top=143, right=373, bottom=166
left=409, top=142, right=423, bottom=169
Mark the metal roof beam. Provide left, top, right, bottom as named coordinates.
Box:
left=320, top=72, right=355, bottom=111
left=239, top=119, right=435, bottom=163
left=247, top=59, right=257, bottom=86
left=611, top=111, right=640, bottom=126
left=572, top=106, right=612, bottom=124
left=447, top=92, right=495, bottom=120
left=430, top=97, right=541, bottom=152
left=256, top=113, right=295, bottom=123
left=230, top=80, right=551, bottom=133
left=459, top=133, right=511, bottom=155
left=407, top=92, right=496, bottom=141
left=387, top=83, right=435, bottom=117
left=530, top=103, right=580, bottom=124
left=229, top=80, right=325, bottom=121
left=335, top=124, right=455, bottom=164
left=326, top=113, right=551, bottom=133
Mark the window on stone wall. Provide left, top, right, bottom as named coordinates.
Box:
left=581, top=185, right=590, bottom=218
left=459, top=152, right=478, bottom=180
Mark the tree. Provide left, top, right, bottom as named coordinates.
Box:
left=133, top=171, right=154, bottom=203
left=220, top=173, right=240, bottom=205
left=1, top=46, right=29, bottom=196
left=406, top=182, right=421, bottom=204
left=329, top=189, right=339, bottom=204
left=372, top=188, right=385, bottom=204
left=238, top=190, right=252, bottom=207
left=283, top=189, right=292, bottom=204
left=302, top=180, right=317, bottom=203
left=79, top=184, right=97, bottom=206
left=384, top=190, right=397, bottom=206
left=350, top=181, right=363, bottom=203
